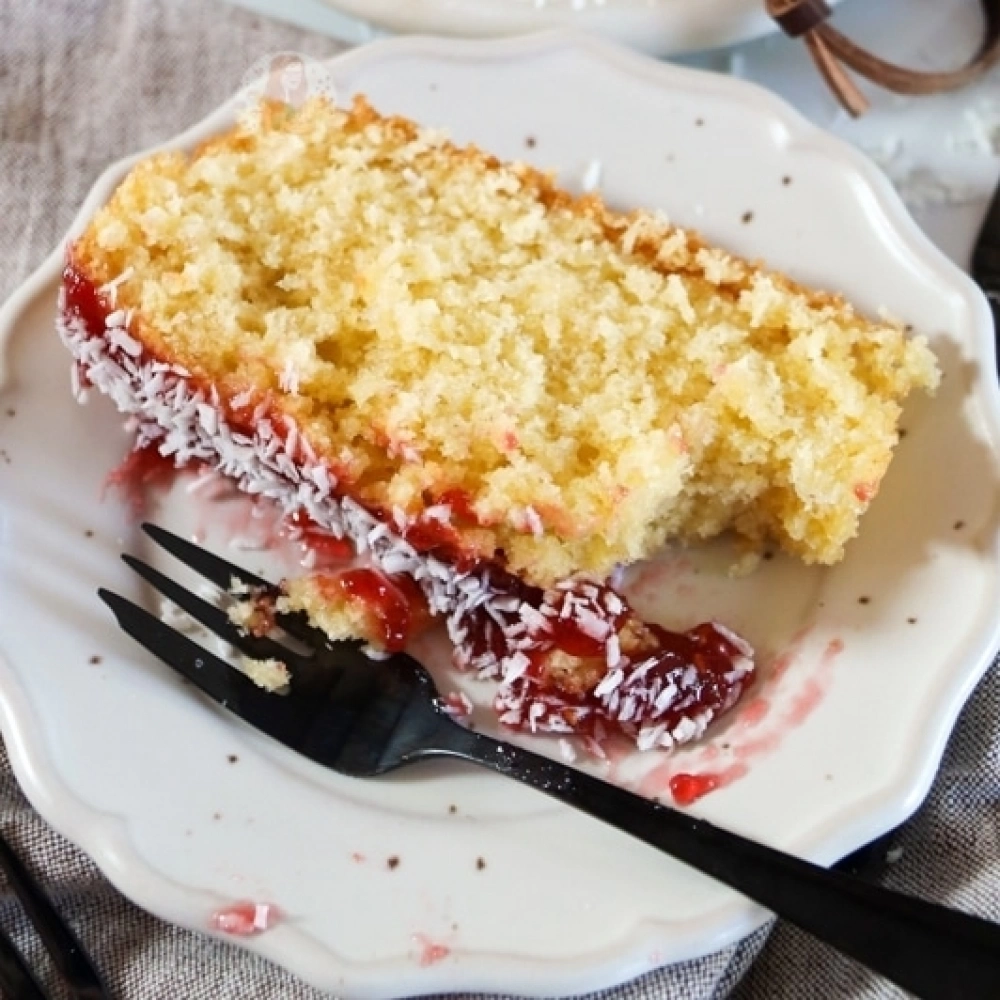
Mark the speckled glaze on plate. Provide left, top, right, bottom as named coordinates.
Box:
left=0, top=31, right=998, bottom=999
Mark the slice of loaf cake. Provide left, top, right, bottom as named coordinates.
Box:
left=59, top=95, right=936, bottom=751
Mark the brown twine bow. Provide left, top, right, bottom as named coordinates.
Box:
left=765, top=0, right=1000, bottom=116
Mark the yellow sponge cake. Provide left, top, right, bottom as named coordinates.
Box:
left=58, top=95, right=937, bottom=750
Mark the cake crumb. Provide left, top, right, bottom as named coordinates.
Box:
left=236, top=654, right=290, bottom=692
left=387, top=855, right=400, bottom=870
left=729, top=549, right=762, bottom=577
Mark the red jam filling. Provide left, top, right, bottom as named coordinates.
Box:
left=105, top=443, right=184, bottom=513
left=320, top=568, right=429, bottom=652
left=459, top=573, right=752, bottom=740
left=106, top=443, right=179, bottom=490
left=286, top=511, right=355, bottom=564
left=541, top=588, right=628, bottom=659
left=63, top=261, right=108, bottom=333
left=63, top=262, right=754, bottom=748
left=402, top=516, right=462, bottom=556
left=437, top=488, right=478, bottom=523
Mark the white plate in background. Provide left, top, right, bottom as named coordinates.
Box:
left=223, top=0, right=841, bottom=55
left=0, top=31, right=998, bottom=999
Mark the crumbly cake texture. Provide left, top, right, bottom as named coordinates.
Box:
left=67, top=95, right=938, bottom=585
left=59, top=94, right=937, bottom=750
left=239, top=565, right=755, bottom=750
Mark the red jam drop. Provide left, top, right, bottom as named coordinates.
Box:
left=333, top=568, right=427, bottom=652
left=542, top=586, right=628, bottom=660
left=286, top=511, right=355, bottom=565
left=669, top=772, right=721, bottom=806
left=413, top=933, right=451, bottom=967
left=854, top=481, right=878, bottom=503
left=668, top=764, right=748, bottom=805
left=401, top=488, right=483, bottom=561
left=545, top=617, right=607, bottom=660
left=106, top=444, right=178, bottom=488
left=105, top=444, right=182, bottom=513
left=404, top=515, right=461, bottom=555
left=437, top=488, right=479, bottom=524
left=210, top=901, right=280, bottom=936
left=307, top=533, right=355, bottom=565
left=62, top=261, right=109, bottom=335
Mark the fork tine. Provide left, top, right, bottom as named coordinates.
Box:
left=140, top=523, right=331, bottom=647
left=121, top=554, right=300, bottom=666
left=141, top=523, right=275, bottom=592
left=0, top=922, right=47, bottom=1000
left=0, top=832, right=110, bottom=1000
left=97, top=589, right=307, bottom=738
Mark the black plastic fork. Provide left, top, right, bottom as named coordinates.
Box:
left=100, top=523, right=1000, bottom=1000
left=0, top=828, right=110, bottom=1000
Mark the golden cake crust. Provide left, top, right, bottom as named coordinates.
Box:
left=69, top=95, right=938, bottom=585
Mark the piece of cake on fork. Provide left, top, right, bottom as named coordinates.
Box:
left=58, top=95, right=938, bottom=751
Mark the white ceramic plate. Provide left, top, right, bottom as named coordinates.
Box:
left=1, top=31, right=998, bottom=999
left=306, top=0, right=841, bottom=55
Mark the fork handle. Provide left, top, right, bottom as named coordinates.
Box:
left=435, top=727, right=1000, bottom=1000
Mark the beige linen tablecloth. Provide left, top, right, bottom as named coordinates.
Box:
left=0, top=2, right=996, bottom=996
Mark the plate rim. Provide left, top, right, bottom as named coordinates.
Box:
left=307, top=0, right=842, bottom=56
left=1, top=27, right=999, bottom=998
